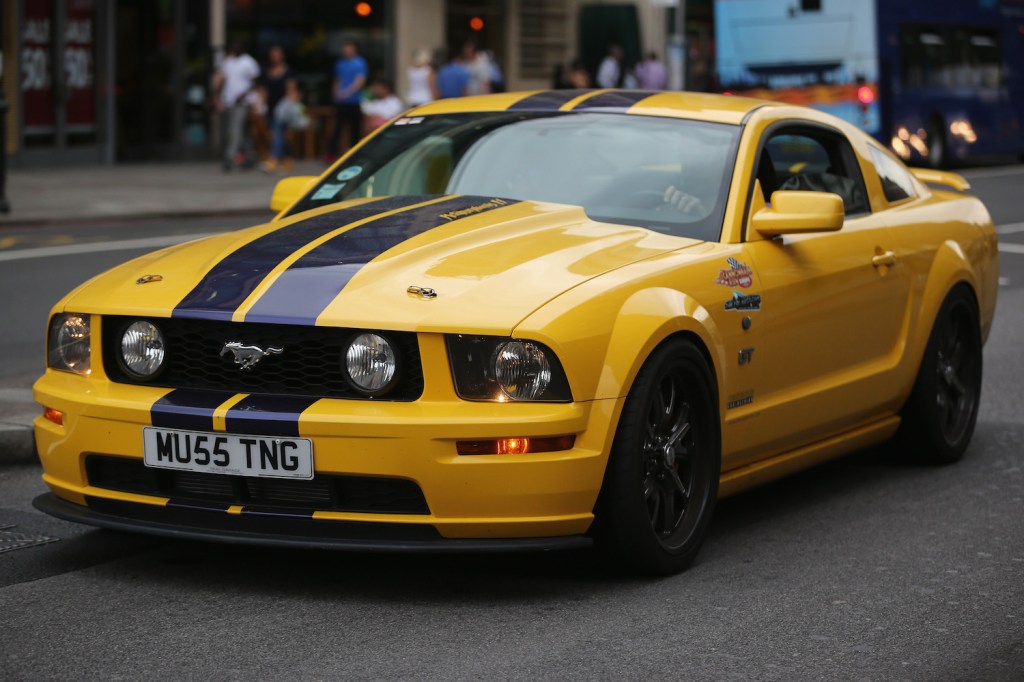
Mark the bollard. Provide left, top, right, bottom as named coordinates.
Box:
left=0, top=93, right=8, bottom=214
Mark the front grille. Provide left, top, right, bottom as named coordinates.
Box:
left=86, top=455, right=430, bottom=515
left=102, top=316, right=423, bottom=401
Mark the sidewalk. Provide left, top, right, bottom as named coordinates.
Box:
left=0, top=160, right=327, bottom=465
left=0, top=159, right=325, bottom=226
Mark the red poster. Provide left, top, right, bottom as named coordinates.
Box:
left=22, top=0, right=54, bottom=133
left=65, top=0, right=96, bottom=130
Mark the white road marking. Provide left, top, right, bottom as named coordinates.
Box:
left=961, top=166, right=1024, bottom=180
left=996, top=222, right=1024, bottom=236
left=998, top=242, right=1024, bottom=255
left=0, top=233, right=217, bottom=263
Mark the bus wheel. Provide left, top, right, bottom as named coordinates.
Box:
left=927, top=117, right=947, bottom=169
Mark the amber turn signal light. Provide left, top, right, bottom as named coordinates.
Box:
left=457, top=435, right=575, bottom=456
left=43, top=407, right=64, bottom=426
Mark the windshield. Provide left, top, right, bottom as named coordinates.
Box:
left=289, top=112, right=740, bottom=241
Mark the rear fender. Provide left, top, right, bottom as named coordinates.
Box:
left=905, top=240, right=979, bottom=388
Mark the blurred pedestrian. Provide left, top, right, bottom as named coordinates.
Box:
left=263, top=79, right=309, bottom=172
left=263, top=45, right=295, bottom=128
left=635, top=52, right=668, bottom=90
left=596, top=45, right=624, bottom=89
left=362, top=79, right=404, bottom=133
left=565, top=59, right=591, bottom=89
left=406, top=48, right=435, bottom=106
left=462, top=40, right=491, bottom=95
left=434, top=47, right=470, bottom=99
left=328, top=39, right=368, bottom=161
left=214, top=40, right=261, bottom=171
left=484, top=50, right=505, bottom=93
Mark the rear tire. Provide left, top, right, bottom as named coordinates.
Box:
left=593, top=338, right=720, bottom=575
left=896, top=287, right=982, bottom=464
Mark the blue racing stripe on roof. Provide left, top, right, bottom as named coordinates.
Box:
left=507, top=89, right=594, bottom=110
left=571, top=90, right=660, bottom=111
left=151, top=389, right=234, bottom=431
left=245, top=196, right=517, bottom=326
left=172, top=196, right=428, bottom=321
left=224, top=394, right=320, bottom=438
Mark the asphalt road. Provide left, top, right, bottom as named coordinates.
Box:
left=1, top=170, right=1023, bottom=680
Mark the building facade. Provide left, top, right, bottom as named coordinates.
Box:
left=2, top=0, right=711, bottom=167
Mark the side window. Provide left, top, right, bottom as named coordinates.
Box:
left=867, top=145, right=918, bottom=204
left=757, top=128, right=870, bottom=215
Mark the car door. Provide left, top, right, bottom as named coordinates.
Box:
left=739, top=125, right=910, bottom=462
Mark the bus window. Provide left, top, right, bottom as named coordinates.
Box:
left=902, top=25, right=1002, bottom=90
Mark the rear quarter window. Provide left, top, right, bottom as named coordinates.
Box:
left=868, top=145, right=917, bottom=204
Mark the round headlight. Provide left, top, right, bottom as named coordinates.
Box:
left=493, top=340, right=551, bottom=401
left=54, top=314, right=91, bottom=374
left=120, top=321, right=166, bottom=379
left=345, top=333, right=397, bottom=395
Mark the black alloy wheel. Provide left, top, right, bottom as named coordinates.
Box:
left=594, top=338, right=720, bottom=575
left=897, top=287, right=982, bottom=464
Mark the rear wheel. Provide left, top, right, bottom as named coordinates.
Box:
left=896, top=287, right=982, bottom=464
left=593, top=338, right=720, bottom=575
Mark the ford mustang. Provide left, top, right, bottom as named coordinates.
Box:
left=33, top=90, right=998, bottom=574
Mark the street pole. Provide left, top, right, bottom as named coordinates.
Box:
left=668, top=0, right=687, bottom=91
left=0, top=47, right=9, bottom=215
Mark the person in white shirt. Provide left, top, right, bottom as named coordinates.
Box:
left=214, top=41, right=261, bottom=171
left=596, top=45, right=624, bottom=89
left=362, top=79, right=405, bottom=133
left=461, top=40, right=492, bottom=96
left=406, top=49, right=434, bottom=106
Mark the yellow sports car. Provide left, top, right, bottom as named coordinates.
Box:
left=34, top=91, right=998, bottom=574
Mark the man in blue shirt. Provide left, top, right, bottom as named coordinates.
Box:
left=434, top=47, right=470, bottom=99
left=329, top=39, right=368, bottom=160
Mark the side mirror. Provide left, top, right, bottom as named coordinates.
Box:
left=270, top=176, right=318, bottom=213
left=751, top=190, right=844, bottom=237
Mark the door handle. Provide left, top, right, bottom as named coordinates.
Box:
left=872, top=250, right=897, bottom=268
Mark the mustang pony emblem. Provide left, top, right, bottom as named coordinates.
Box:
left=220, top=342, right=284, bottom=370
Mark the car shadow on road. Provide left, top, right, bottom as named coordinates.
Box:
left=65, top=440, right=961, bottom=601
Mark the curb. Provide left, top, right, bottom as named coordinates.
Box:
left=0, top=207, right=273, bottom=231
left=0, top=423, right=37, bottom=467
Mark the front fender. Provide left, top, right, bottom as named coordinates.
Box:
left=592, top=287, right=724, bottom=401
left=516, top=285, right=724, bottom=404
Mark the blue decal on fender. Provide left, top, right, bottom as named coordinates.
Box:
left=245, top=195, right=518, bottom=325
left=724, top=291, right=762, bottom=312
left=172, top=195, right=428, bottom=321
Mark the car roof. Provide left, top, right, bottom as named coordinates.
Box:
left=410, top=90, right=781, bottom=126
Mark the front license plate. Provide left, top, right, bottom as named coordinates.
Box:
left=142, top=427, right=314, bottom=480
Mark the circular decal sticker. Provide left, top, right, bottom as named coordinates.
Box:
left=336, top=166, right=362, bottom=181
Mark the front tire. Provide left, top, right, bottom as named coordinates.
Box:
left=896, top=287, right=982, bottom=464
left=593, top=338, right=720, bottom=575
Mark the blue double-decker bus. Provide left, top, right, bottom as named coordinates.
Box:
left=716, top=0, right=1024, bottom=166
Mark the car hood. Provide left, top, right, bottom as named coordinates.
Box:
left=64, top=195, right=700, bottom=333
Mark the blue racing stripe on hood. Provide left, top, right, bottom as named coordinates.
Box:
left=571, top=90, right=659, bottom=111
left=172, top=196, right=428, bottom=321
left=224, top=394, right=320, bottom=438
left=151, top=389, right=234, bottom=431
left=244, top=195, right=518, bottom=325
left=507, top=89, right=593, bottom=110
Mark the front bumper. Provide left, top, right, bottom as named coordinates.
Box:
left=34, top=369, right=622, bottom=544
left=33, top=493, right=593, bottom=552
